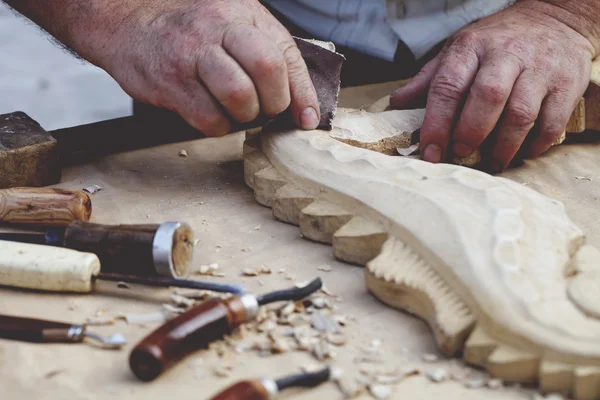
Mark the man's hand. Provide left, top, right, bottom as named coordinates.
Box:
left=390, top=0, right=599, bottom=171
left=5, top=0, right=320, bottom=136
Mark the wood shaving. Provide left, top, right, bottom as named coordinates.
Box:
left=301, top=363, right=325, bottom=373
left=178, top=149, right=188, bottom=157
left=312, top=340, right=336, bottom=360
left=117, top=311, right=171, bottom=325
left=170, top=293, right=196, bottom=308
left=278, top=268, right=286, bottom=274
left=242, top=268, right=259, bottom=277
left=326, top=332, right=347, bottom=346
left=334, top=376, right=365, bottom=399
left=85, top=316, right=115, bottom=326
left=369, top=384, right=392, bottom=399
left=426, top=368, right=448, bottom=382
left=116, top=282, right=130, bottom=289
left=213, top=366, right=232, bottom=378
left=95, top=308, right=109, bottom=317
left=254, top=225, right=261, bottom=230
left=287, top=314, right=311, bottom=327
left=285, top=274, right=295, bottom=281
left=317, top=264, right=332, bottom=272
left=279, top=302, right=296, bottom=317
left=82, top=184, right=103, bottom=194
left=464, top=378, right=486, bottom=389
left=310, top=297, right=331, bottom=309
left=397, top=143, right=420, bottom=157
left=310, top=311, right=341, bottom=333
left=257, top=320, right=277, bottom=333
left=487, top=378, right=503, bottom=389
left=162, top=304, right=187, bottom=314
left=576, top=176, right=593, bottom=181
left=422, top=353, right=439, bottom=362
left=258, top=265, right=272, bottom=274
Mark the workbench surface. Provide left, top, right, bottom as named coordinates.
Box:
left=2, top=82, right=599, bottom=400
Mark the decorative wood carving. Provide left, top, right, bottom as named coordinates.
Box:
left=243, top=107, right=600, bottom=399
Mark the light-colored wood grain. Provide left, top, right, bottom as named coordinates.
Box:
left=243, top=106, right=600, bottom=399
left=0, top=241, right=100, bottom=292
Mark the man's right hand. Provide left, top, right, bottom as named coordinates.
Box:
left=92, top=0, right=320, bottom=136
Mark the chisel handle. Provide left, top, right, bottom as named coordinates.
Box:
left=209, top=381, right=271, bottom=400
left=129, top=295, right=256, bottom=382
left=0, top=187, right=91, bottom=225
left=63, top=221, right=194, bottom=278
left=0, top=314, right=79, bottom=343
left=0, top=240, right=100, bottom=292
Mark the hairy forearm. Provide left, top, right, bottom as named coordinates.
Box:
left=521, top=0, right=600, bottom=56
left=2, top=0, right=140, bottom=65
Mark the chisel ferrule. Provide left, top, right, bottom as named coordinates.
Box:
left=239, top=294, right=259, bottom=321
left=260, top=379, right=279, bottom=398
left=152, top=221, right=193, bottom=278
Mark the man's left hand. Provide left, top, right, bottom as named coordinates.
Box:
left=390, top=0, right=598, bottom=171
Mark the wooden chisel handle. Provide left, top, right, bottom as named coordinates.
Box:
left=0, top=240, right=100, bottom=292
left=209, top=381, right=271, bottom=400
left=0, top=188, right=91, bottom=225
left=0, top=314, right=78, bottom=343
left=129, top=296, right=254, bottom=382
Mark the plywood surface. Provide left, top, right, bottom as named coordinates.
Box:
left=1, top=84, right=598, bottom=399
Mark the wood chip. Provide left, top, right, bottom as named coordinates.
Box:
left=369, top=384, right=392, bottom=399
left=162, top=304, right=187, bottom=314
left=426, top=368, right=448, bottom=382
left=310, top=311, right=340, bottom=333
left=278, top=268, right=286, bottom=274
left=422, top=353, right=439, bottom=362
left=83, top=184, right=103, bottom=194
left=397, top=143, right=420, bottom=156
left=242, top=268, right=258, bottom=277
left=335, top=376, right=365, bottom=398
left=257, top=320, right=277, bottom=333
left=117, top=311, right=171, bottom=325
left=576, top=176, right=592, bottom=181
left=279, top=302, right=296, bottom=317
left=85, top=316, right=115, bottom=326
left=311, top=297, right=330, bottom=309
left=313, top=340, right=336, bottom=360
left=258, top=265, right=272, bottom=274
left=170, top=293, right=196, bottom=308
left=464, top=378, right=486, bottom=389
left=326, top=332, right=347, bottom=346
left=213, top=366, right=232, bottom=378
left=487, top=379, right=503, bottom=389
left=178, top=149, right=188, bottom=157
left=317, top=264, right=332, bottom=272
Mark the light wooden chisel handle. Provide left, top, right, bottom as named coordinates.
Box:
left=0, top=187, right=92, bottom=225
left=0, top=240, right=100, bottom=292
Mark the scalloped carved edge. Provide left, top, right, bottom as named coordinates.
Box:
left=243, top=124, right=600, bottom=399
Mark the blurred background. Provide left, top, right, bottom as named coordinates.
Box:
left=0, top=4, right=131, bottom=130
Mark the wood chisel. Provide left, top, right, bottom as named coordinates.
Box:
left=0, top=240, right=244, bottom=294
left=0, top=220, right=193, bottom=278
left=208, top=367, right=331, bottom=400
left=0, top=187, right=91, bottom=225
left=129, top=278, right=323, bottom=382
left=0, top=313, right=126, bottom=349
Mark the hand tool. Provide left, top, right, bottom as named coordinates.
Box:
left=0, top=313, right=126, bottom=349
left=129, top=277, right=323, bottom=382
left=0, top=220, right=193, bottom=278
left=208, top=367, right=331, bottom=400
left=0, top=187, right=91, bottom=225
left=0, top=37, right=344, bottom=189
left=0, top=240, right=244, bottom=294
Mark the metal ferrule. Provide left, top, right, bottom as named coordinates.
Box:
left=239, top=294, right=259, bottom=321
left=260, top=379, right=279, bottom=398
left=152, top=221, right=184, bottom=278
left=67, top=325, right=85, bottom=342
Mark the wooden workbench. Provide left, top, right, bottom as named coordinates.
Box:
left=1, top=82, right=599, bottom=400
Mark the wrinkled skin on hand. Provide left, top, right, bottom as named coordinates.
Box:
left=98, top=0, right=320, bottom=136
left=390, top=1, right=597, bottom=171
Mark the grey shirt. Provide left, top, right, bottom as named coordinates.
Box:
left=264, top=0, right=515, bottom=60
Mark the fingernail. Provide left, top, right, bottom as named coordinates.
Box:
left=452, top=142, right=473, bottom=158
left=300, top=107, right=319, bottom=130
left=423, top=144, right=442, bottom=163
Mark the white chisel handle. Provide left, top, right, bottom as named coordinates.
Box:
left=0, top=240, right=100, bottom=293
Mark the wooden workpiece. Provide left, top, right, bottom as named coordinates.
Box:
left=244, top=70, right=600, bottom=398
left=2, top=82, right=600, bottom=400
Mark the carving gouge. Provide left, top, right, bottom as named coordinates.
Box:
left=0, top=313, right=126, bottom=349
left=0, top=220, right=193, bottom=278
left=0, top=240, right=244, bottom=294
left=129, top=278, right=323, bottom=382
left=208, top=368, right=331, bottom=400
left=0, top=187, right=91, bottom=225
